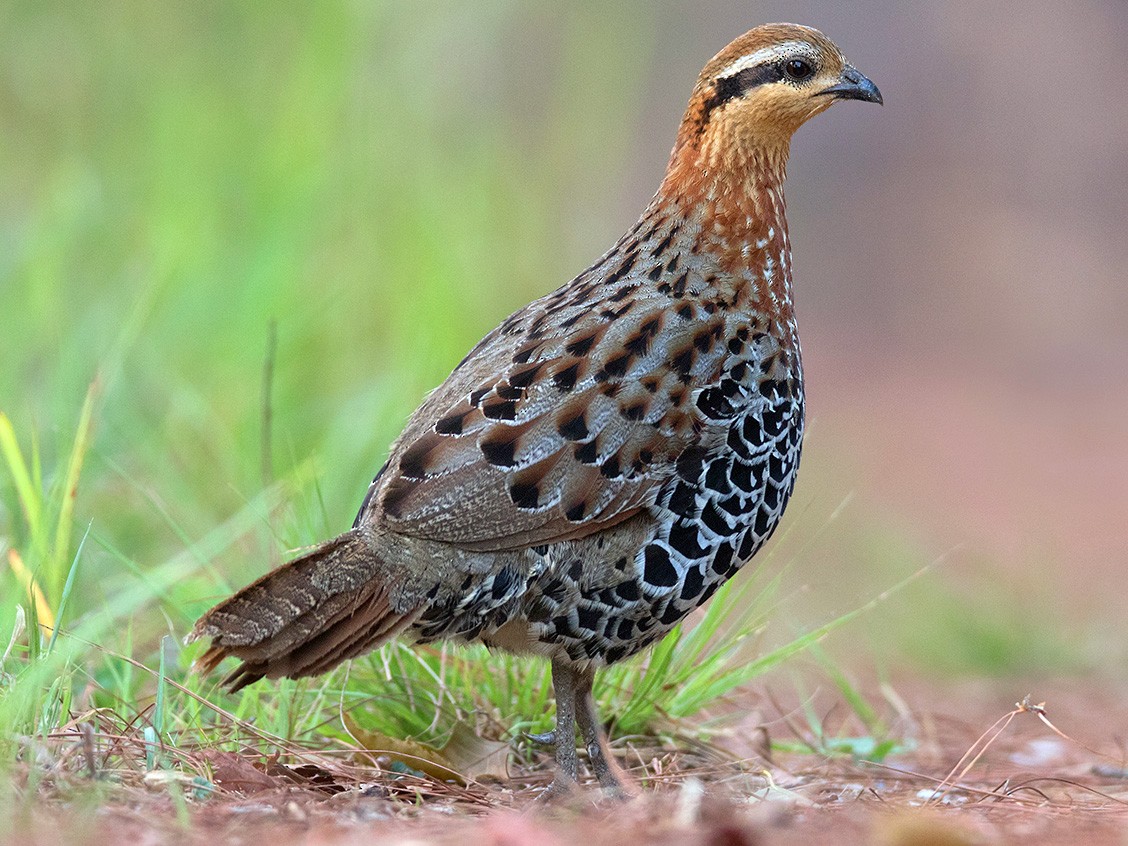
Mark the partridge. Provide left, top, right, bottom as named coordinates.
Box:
left=190, top=23, right=881, bottom=796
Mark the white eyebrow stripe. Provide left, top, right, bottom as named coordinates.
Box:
left=717, top=41, right=811, bottom=79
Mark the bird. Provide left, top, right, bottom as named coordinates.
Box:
left=189, top=23, right=882, bottom=797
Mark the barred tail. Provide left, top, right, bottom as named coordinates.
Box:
left=188, top=528, right=416, bottom=691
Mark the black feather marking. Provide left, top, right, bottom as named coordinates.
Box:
left=508, top=361, right=544, bottom=388
left=510, top=481, right=540, bottom=509
left=574, top=440, right=599, bottom=464
left=621, top=402, right=647, bottom=421
left=599, top=454, right=621, bottom=478
left=565, top=501, right=586, bottom=521
left=558, top=411, right=589, bottom=441
left=566, top=334, right=597, bottom=356
left=435, top=411, right=467, bottom=435
left=482, top=399, right=517, bottom=420
left=481, top=438, right=517, bottom=467
left=643, top=545, right=678, bottom=588
left=552, top=363, right=580, bottom=391
left=398, top=442, right=432, bottom=478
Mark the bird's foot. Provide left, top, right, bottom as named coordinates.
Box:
left=534, top=771, right=579, bottom=805
left=525, top=729, right=556, bottom=746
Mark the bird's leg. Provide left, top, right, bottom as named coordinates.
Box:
left=573, top=664, right=628, bottom=796
left=539, top=658, right=579, bottom=798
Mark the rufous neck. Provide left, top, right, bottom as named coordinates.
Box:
left=661, top=130, right=790, bottom=226
left=650, top=135, right=797, bottom=344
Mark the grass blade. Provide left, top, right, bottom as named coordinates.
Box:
left=46, top=520, right=92, bottom=654
left=50, top=379, right=99, bottom=601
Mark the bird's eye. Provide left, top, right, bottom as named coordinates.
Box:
left=784, top=59, right=815, bottom=82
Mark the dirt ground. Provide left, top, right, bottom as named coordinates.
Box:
left=6, top=674, right=1128, bottom=846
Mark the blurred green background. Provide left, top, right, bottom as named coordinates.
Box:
left=2, top=0, right=1126, bottom=688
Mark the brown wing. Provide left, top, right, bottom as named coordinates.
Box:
left=363, top=282, right=734, bottom=553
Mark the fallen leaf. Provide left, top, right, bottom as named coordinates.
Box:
left=345, top=716, right=509, bottom=785
left=203, top=750, right=282, bottom=795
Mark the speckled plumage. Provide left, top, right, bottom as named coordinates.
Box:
left=190, top=23, right=881, bottom=795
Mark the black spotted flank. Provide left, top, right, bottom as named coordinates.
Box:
left=605, top=645, right=629, bottom=663
left=726, top=425, right=753, bottom=460
left=565, top=501, right=587, bottom=521
left=711, top=542, right=734, bottom=575
left=701, top=501, right=731, bottom=536
left=668, top=481, right=698, bottom=518
left=754, top=504, right=773, bottom=537
left=491, top=566, right=517, bottom=599
left=762, top=404, right=786, bottom=436
left=676, top=444, right=708, bottom=482
left=614, top=579, right=640, bottom=601
left=643, top=544, right=678, bottom=588
left=680, top=565, right=705, bottom=601
left=696, top=386, right=734, bottom=420
left=730, top=458, right=754, bottom=493
left=742, top=414, right=763, bottom=445
left=705, top=457, right=731, bottom=494
left=577, top=605, right=602, bottom=631
left=659, top=602, right=684, bottom=626
left=668, top=521, right=706, bottom=558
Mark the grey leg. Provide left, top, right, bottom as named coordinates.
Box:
left=573, top=664, right=627, bottom=795
left=540, top=659, right=579, bottom=798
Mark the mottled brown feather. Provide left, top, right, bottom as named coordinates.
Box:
left=370, top=298, right=733, bottom=552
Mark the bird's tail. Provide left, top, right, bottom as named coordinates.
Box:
left=187, top=528, right=417, bottom=691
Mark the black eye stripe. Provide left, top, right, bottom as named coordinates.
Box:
left=699, top=64, right=784, bottom=129
left=713, top=64, right=785, bottom=106
left=698, top=57, right=818, bottom=130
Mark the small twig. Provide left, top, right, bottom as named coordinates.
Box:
left=926, top=700, right=1025, bottom=805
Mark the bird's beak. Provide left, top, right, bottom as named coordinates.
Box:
left=820, top=65, right=883, bottom=105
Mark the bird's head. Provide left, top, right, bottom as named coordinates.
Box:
left=671, top=24, right=882, bottom=174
